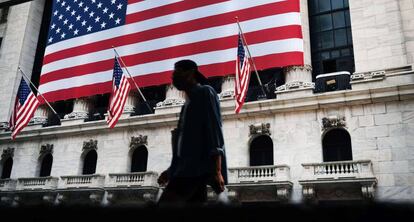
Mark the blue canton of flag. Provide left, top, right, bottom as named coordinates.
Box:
left=47, top=0, right=127, bottom=45
left=17, top=78, right=32, bottom=105
left=237, top=34, right=245, bottom=70
left=113, top=56, right=123, bottom=88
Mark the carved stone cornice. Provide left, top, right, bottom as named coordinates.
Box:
left=351, top=70, right=386, bottom=81
left=0, top=122, right=9, bottom=130
left=40, top=144, right=54, bottom=156
left=322, top=116, right=346, bottom=131
left=64, top=111, right=88, bottom=120
left=249, top=123, right=271, bottom=136
left=283, top=64, right=313, bottom=73
left=2, top=147, right=14, bottom=160
left=156, top=98, right=185, bottom=108
left=130, top=135, right=148, bottom=149
left=83, top=139, right=98, bottom=151
left=275, top=81, right=315, bottom=92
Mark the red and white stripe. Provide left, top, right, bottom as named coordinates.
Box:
left=106, top=75, right=132, bottom=128
left=39, top=0, right=304, bottom=103
left=11, top=93, right=40, bottom=139
left=235, top=49, right=251, bottom=114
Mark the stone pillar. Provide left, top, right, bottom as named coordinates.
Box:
left=26, top=104, right=49, bottom=130
left=398, top=0, right=414, bottom=66
left=120, top=91, right=137, bottom=119
left=0, top=0, right=45, bottom=123
left=350, top=0, right=409, bottom=73
left=61, top=97, right=92, bottom=125
left=275, top=0, right=314, bottom=99
left=219, top=75, right=235, bottom=100
left=154, top=84, right=185, bottom=114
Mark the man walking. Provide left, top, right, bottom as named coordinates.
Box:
left=157, top=60, right=228, bottom=205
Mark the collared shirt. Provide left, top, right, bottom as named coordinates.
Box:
left=169, top=84, right=228, bottom=184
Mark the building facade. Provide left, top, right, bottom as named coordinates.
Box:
left=0, top=0, right=413, bottom=206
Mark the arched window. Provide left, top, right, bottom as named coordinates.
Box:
left=1, top=157, right=13, bottom=179
left=82, top=150, right=97, bottom=175
left=130, top=146, right=148, bottom=172
left=322, top=128, right=352, bottom=162
left=249, top=135, right=274, bottom=166
left=39, top=153, right=53, bottom=177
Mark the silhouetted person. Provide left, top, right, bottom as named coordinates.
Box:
left=157, top=60, right=228, bottom=206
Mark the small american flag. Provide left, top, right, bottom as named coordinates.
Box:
left=39, top=0, right=304, bottom=103
left=234, top=33, right=251, bottom=114
left=10, top=78, right=40, bottom=139
left=106, top=56, right=131, bottom=128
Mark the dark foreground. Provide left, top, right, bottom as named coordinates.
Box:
left=1, top=202, right=413, bottom=222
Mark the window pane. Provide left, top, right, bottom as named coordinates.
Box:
left=341, top=48, right=351, bottom=56
left=311, top=16, right=320, bottom=33
left=309, top=0, right=319, bottom=15
left=335, top=29, right=347, bottom=47
left=344, top=0, right=349, bottom=8
left=319, top=14, right=332, bottom=31
left=345, top=11, right=351, bottom=26
left=333, top=11, right=346, bottom=28
left=347, top=28, right=353, bottom=45
left=331, top=50, right=340, bottom=58
left=321, top=31, right=334, bottom=49
left=331, top=0, right=344, bottom=10
left=318, top=0, right=331, bottom=12
left=321, top=51, right=330, bottom=60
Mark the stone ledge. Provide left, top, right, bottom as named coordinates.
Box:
left=1, top=83, right=413, bottom=142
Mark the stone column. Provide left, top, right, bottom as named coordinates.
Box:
left=275, top=0, right=314, bottom=99
left=120, top=91, right=137, bottom=119
left=61, top=97, right=92, bottom=125
left=26, top=104, right=49, bottom=130
left=0, top=0, right=45, bottom=123
left=219, top=75, right=235, bottom=100
left=154, top=84, right=185, bottom=114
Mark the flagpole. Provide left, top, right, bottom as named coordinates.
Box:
left=18, top=67, right=59, bottom=116
left=235, top=17, right=267, bottom=98
left=111, top=46, right=153, bottom=114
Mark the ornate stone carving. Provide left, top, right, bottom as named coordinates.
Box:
left=351, top=70, right=386, bottom=81
left=249, top=123, right=271, bottom=136
left=276, top=187, right=291, bottom=200
left=302, top=186, right=315, bottom=200
left=89, top=192, right=104, bottom=204
left=276, top=81, right=315, bottom=92
left=283, top=65, right=313, bottom=73
left=156, top=98, right=185, bottom=108
left=322, top=115, right=346, bottom=131
left=83, top=139, right=98, bottom=151
left=64, top=111, right=88, bottom=120
left=130, top=135, right=148, bottom=149
left=1, top=147, right=14, bottom=160
left=64, top=98, right=91, bottom=120
left=219, top=75, right=235, bottom=100
left=361, top=184, right=375, bottom=199
left=0, top=122, right=9, bottom=130
left=40, top=144, right=54, bottom=156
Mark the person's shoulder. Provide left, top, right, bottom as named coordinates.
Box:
left=199, top=84, right=217, bottom=95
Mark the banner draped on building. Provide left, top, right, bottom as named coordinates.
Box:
left=39, top=0, right=304, bottom=103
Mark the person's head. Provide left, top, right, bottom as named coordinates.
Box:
left=172, top=60, right=208, bottom=91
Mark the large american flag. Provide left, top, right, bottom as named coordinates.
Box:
left=39, top=0, right=304, bottom=103
left=107, top=57, right=131, bottom=128
left=234, top=32, right=251, bottom=114
left=10, top=78, right=40, bottom=139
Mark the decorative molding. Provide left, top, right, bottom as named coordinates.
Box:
left=276, top=187, right=291, bottom=200
left=29, top=116, right=48, bottom=125
left=0, top=122, right=9, bottom=130
left=351, top=70, right=386, bottom=81
left=361, top=184, right=375, bottom=199
left=322, top=115, right=346, bottom=131
left=156, top=98, right=185, bottom=108
left=130, top=135, right=148, bottom=149
left=89, top=192, right=104, bottom=204
left=302, top=186, right=315, bottom=200
left=40, top=144, right=54, bottom=156
left=283, top=64, right=313, bottom=73
left=64, top=111, right=88, bottom=120
left=249, top=123, right=271, bottom=136
left=219, top=90, right=235, bottom=100
left=276, top=81, right=315, bottom=92
left=83, top=139, right=98, bottom=151
left=1, top=147, right=14, bottom=159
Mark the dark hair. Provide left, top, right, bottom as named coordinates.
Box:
left=174, top=60, right=208, bottom=85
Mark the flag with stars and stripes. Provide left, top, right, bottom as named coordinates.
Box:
left=9, top=78, right=40, bottom=139
left=39, top=0, right=304, bottom=103
left=234, top=32, right=251, bottom=114
left=106, top=56, right=131, bottom=128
